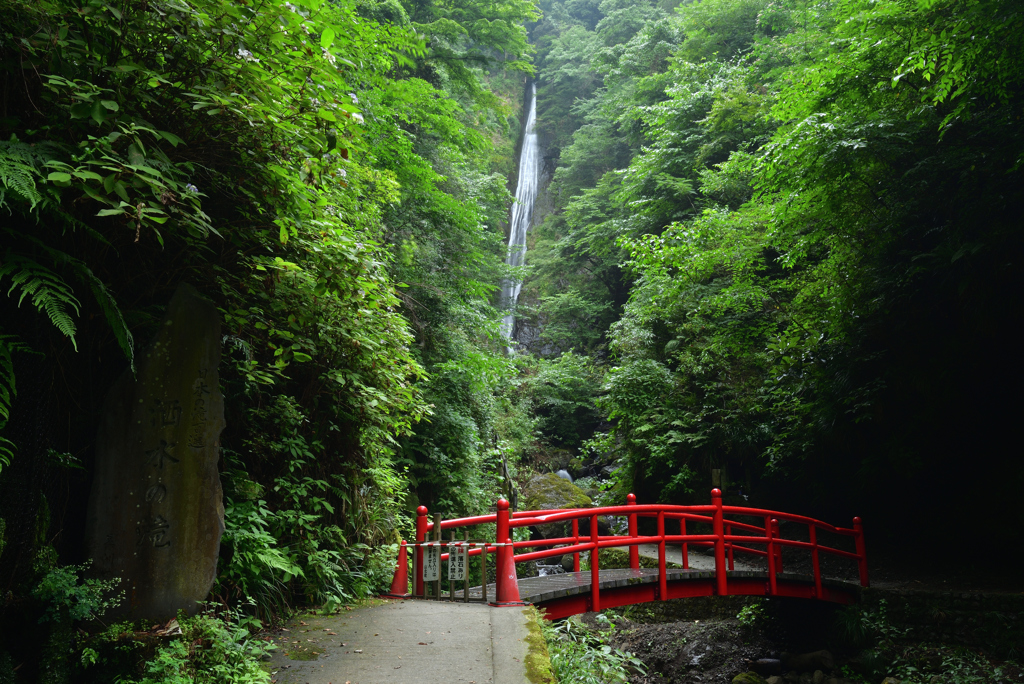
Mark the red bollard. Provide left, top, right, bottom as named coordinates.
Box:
left=386, top=541, right=410, bottom=597
left=853, top=517, right=869, bottom=587
left=493, top=537, right=525, bottom=605
left=492, top=499, right=525, bottom=606
left=712, top=488, right=727, bottom=596
left=415, top=505, right=428, bottom=597
left=627, top=493, right=639, bottom=570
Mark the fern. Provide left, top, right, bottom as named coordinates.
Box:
left=0, top=334, right=26, bottom=472
left=0, top=253, right=81, bottom=350
left=0, top=141, right=45, bottom=212
left=80, top=268, right=135, bottom=374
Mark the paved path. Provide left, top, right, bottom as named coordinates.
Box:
left=268, top=600, right=536, bottom=684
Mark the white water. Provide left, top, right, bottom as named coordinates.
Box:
left=500, top=83, right=540, bottom=343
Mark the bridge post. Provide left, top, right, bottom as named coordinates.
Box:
left=627, top=493, right=639, bottom=570
left=853, top=517, right=869, bottom=587
left=572, top=518, right=580, bottom=572
left=712, top=488, right=727, bottom=596
left=772, top=519, right=783, bottom=573
left=657, top=510, right=667, bottom=600
left=415, top=505, right=428, bottom=597
left=590, top=513, right=600, bottom=612
left=765, top=516, right=777, bottom=595
left=493, top=499, right=524, bottom=605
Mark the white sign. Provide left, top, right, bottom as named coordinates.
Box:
left=448, top=544, right=466, bottom=580
left=423, top=545, right=440, bottom=581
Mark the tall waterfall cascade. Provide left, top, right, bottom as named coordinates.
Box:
left=500, top=83, right=540, bottom=344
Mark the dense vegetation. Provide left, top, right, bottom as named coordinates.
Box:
left=520, top=0, right=1024, bottom=544
left=1, top=0, right=1022, bottom=679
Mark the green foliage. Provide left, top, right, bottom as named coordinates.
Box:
left=31, top=560, right=123, bottom=623
left=736, top=599, right=765, bottom=627
left=542, top=615, right=645, bottom=684
left=130, top=609, right=273, bottom=684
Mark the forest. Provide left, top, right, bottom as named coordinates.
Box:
left=0, top=0, right=1022, bottom=680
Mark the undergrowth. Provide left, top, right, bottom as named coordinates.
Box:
left=542, top=613, right=644, bottom=684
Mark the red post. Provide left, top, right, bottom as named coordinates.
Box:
left=495, top=498, right=510, bottom=601
left=627, top=493, right=639, bottom=570
left=853, top=516, right=869, bottom=587
left=809, top=523, right=822, bottom=598
left=726, top=522, right=734, bottom=571
left=712, top=488, right=727, bottom=596
left=657, top=510, right=667, bottom=601
left=772, top=519, right=783, bottom=573
left=765, top=516, right=777, bottom=595
left=590, top=513, right=600, bottom=612
left=572, top=518, right=580, bottom=572
left=415, top=505, right=428, bottom=597
left=680, top=517, right=689, bottom=570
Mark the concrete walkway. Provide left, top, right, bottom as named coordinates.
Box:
left=267, top=600, right=537, bottom=684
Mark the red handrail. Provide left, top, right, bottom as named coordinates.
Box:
left=408, top=488, right=868, bottom=605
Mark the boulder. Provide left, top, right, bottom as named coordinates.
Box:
left=732, top=673, right=767, bottom=684
left=813, top=671, right=825, bottom=684
left=881, top=679, right=901, bottom=684
left=782, top=651, right=835, bottom=673
left=747, top=659, right=783, bottom=676
left=522, top=473, right=592, bottom=539
left=766, top=678, right=784, bottom=684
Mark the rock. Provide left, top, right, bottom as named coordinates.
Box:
left=767, top=677, right=784, bottom=684
left=782, top=651, right=835, bottom=672
left=783, top=672, right=800, bottom=683
left=799, top=672, right=813, bottom=684
left=555, top=469, right=573, bottom=482
left=881, top=679, right=900, bottom=684
left=561, top=554, right=576, bottom=572
left=732, top=673, right=767, bottom=684
left=522, top=473, right=593, bottom=538
left=813, top=671, right=825, bottom=684
left=85, top=283, right=226, bottom=622
left=927, top=676, right=942, bottom=684
left=747, top=659, right=782, bottom=676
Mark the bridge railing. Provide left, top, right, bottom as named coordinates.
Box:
left=399, top=488, right=867, bottom=610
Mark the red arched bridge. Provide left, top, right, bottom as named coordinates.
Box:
left=386, top=489, right=868, bottom=619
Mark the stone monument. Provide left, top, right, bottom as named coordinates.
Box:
left=86, top=283, right=225, bottom=622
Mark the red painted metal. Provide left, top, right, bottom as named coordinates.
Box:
left=572, top=518, right=580, bottom=572
left=590, top=513, right=600, bottom=612
left=494, top=499, right=511, bottom=604
left=391, top=490, right=868, bottom=617
left=772, top=519, right=783, bottom=573
left=712, top=488, right=727, bottom=596
left=627, top=493, right=639, bottom=570
left=493, top=537, right=525, bottom=605
left=415, top=505, right=428, bottom=597
left=387, top=540, right=410, bottom=597
left=680, top=516, right=689, bottom=569
left=657, top=510, right=667, bottom=600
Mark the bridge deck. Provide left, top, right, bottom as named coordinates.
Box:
left=457, top=568, right=859, bottom=605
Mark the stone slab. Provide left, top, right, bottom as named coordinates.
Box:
left=86, top=283, right=225, bottom=622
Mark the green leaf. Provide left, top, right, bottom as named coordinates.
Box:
left=321, top=27, right=336, bottom=49
left=47, top=172, right=72, bottom=182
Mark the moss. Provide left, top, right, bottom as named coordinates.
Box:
left=522, top=607, right=555, bottom=684
left=523, top=473, right=592, bottom=511
left=731, top=672, right=766, bottom=684
left=600, top=547, right=682, bottom=570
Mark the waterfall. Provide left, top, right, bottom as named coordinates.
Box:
left=500, top=82, right=540, bottom=344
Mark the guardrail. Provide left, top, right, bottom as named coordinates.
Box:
left=387, top=488, right=867, bottom=611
